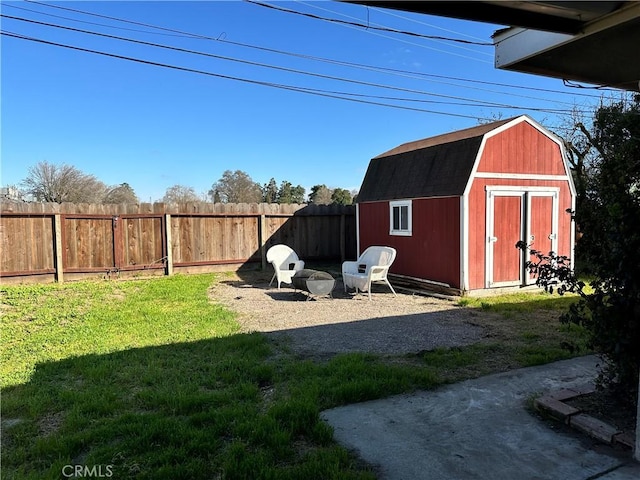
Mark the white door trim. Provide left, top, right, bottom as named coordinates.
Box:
left=475, top=172, right=569, bottom=181
left=485, top=186, right=560, bottom=288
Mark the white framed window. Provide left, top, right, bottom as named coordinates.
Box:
left=389, top=200, right=412, bottom=236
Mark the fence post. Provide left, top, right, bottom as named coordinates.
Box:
left=259, top=214, right=267, bottom=270
left=340, top=214, right=346, bottom=262
left=635, top=368, right=640, bottom=461
left=165, top=214, right=173, bottom=276
left=53, top=214, right=64, bottom=283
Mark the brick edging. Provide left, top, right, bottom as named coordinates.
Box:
left=534, top=383, right=635, bottom=450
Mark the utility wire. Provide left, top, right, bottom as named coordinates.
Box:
left=294, top=86, right=578, bottom=114
left=370, top=5, right=488, bottom=42
left=296, top=0, right=492, bottom=57
left=274, top=0, right=493, bottom=65
left=8, top=2, right=188, bottom=38
left=0, top=30, right=497, bottom=120
left=244, top=0, right=493, bottom=46
left=19, top=0, right=489, bottom=65
left=19, top=0, right=603, bottom=100
left=214, top=38, right=599, bottom=104
left=23, top=0, right=200, bottom=37
left=4, top=14, right=582, bottom=114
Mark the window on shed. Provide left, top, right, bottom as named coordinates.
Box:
left=389, top=200, right=412, bottom=236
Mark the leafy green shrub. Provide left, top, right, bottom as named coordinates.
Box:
left=515, top=95, right=640, bottom=407
left=518, top=242, right=639, bottom=408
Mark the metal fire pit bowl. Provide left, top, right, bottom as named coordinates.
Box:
left=291, top=269, right=335, bottom=300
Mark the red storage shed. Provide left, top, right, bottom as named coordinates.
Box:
left=356, top=115, right=576, bottom=295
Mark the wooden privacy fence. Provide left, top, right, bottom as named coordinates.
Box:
left=0, top=202, right=356, bottom=283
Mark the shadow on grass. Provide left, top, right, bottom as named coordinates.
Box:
left=2, top=332, right=396, bottom=480
left=4, top=302, right=488, bottom=480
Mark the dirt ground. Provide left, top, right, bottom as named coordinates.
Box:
left=209, top=269, right=492, bottom=359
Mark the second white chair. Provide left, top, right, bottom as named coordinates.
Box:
left=342, top=246, right=397, bottom=300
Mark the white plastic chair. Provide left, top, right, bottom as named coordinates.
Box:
left=342, top=246, right=397, bottom=300
left=266, top=244, right=305, bottom=289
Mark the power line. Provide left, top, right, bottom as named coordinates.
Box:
left=0, top=30, right=498, bottom=120
left=8, top=2, right=189, bottom=38
left=563, top=79, right=620, bottom=91
left=244, top=0, right=493, bottom=46
left=3, top=14, right=585, bottom=114
left=215, top=37, right=597, bottom=105
left=274, top=1, right=493, bottom=65
left=370, top=5, right=488, bottom=42
left=18, top=0, right=603, bottom=100
left=0, top=15, right=500, bottom=108
left=292, top=86, right=579, bottom=115
left=19, top=0, right=489, bottom=65
left=16, top=2, right=491, bottom=70
left=297, top=0, right=492, bottom=60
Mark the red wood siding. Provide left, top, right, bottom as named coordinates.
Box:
left=358, top=197, right=461, bottom=288
left=478, top=122, right=566, bottom=175
left=467, top=177, right=573, bottom=290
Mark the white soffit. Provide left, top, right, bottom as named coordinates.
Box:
left=493, top=3, right=640, bottom=91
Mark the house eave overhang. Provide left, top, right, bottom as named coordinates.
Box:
left=493, top=3, right=640, bottom=91
left=345, top=1, right=623, bottom=35
left=344, top=1, right=640, bottom=92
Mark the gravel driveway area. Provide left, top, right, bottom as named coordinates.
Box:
left=210, top=270, right=488, bottom=358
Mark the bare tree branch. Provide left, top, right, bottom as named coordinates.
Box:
left=21, top=161, right=107, bottom=203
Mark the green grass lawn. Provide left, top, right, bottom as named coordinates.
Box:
left=1, top=274, right=589, bottom=479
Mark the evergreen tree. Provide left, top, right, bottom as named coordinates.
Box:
left=331, top=188, right=352, bottom=205
left=262, top=178, right=278, bottom=203
left=277, top=180, right=293, bottom=204
left=290, top=185, right=306, bottom=204
left=309, top=184, right=332, bottom=205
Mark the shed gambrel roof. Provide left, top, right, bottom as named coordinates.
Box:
left=357, top=117, right=517, bottom=203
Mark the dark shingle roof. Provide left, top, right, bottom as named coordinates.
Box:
left=357, top=118, right=515, bottom=202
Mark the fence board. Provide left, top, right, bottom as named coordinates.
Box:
left=1, top=202, right=356, bottom=282
left=0, top=217, right=18, bottom=272
left=212, top=217, right=225, bottom=261
left=0, top=215, right=54, bottom=274
left=172, top=215, right=261, bottom=264
left=122, top=217, right=164, bottom=268
left=64, top=217, right=115, bottom=270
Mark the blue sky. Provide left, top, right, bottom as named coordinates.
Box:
left=1, top=0, right=604, bottom=202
